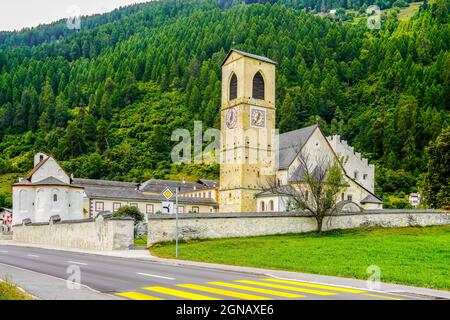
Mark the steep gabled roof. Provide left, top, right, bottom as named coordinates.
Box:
left=24, top=156, right=49, bottom=181
left=221, top=49, right=277, bottom=66
left=278, top=124, right=318, bottom=169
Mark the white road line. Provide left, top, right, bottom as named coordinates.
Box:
left=136, top=272, right=175, bottom=280
left=67, top=261, right=87, bottom=266
left=27, top=254, right=40, bottom=258
left=0, top=250, right=8, bottom=253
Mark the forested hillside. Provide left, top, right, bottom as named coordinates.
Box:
left=0, top=0, right=448, bottom=208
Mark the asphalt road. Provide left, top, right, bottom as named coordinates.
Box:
left=0, top=244, right=411, bottom=300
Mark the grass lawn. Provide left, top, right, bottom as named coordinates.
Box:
left=134, top=234, right=148, bottom=246
left=152, top=225, right=450, bottom=290
left=0, top=280, right=32, bottom=300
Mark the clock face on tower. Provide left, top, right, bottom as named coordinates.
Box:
left=226, top=107, right=237, bottom=129
left=251, top=108, right=266, bottom=128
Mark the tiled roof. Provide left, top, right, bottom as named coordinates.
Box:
left=72, top=178, right=138, bottom=189
left=360, top=194, right=383, bottom=204
left=83, top=185, right=217, bottom=206
left=288, top=165, right=325, bottom=182
left=278, top=124, right=318, bottom=169
left=197, top=179, right=219, bottom=189
left=24, top=156, right=49, bottom=180
left=222, top=49, right=277, bottom=66
left=139, top=179, right=206, bottom=194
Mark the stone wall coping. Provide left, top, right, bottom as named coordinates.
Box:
left=147, top=209, right=448, bottom=220
left=12, top=210, right=134, bottom=227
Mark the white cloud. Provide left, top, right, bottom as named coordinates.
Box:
left=0, top=0, right=151, bottom=32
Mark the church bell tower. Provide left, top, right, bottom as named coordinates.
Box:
left=219, top=49, right=277, bottom=212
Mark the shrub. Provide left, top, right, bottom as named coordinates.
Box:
left=113, top=206, right=144, bottom=225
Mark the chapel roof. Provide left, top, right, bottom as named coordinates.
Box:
left=13, top=176, right=82, bottom=188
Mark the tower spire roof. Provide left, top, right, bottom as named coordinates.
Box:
left=221, top=49, right=277, bottom=66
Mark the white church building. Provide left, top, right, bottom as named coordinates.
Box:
left=12, top=153, right=85, bottom=224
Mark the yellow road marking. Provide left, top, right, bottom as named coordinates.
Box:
left=177, top=284, right=271, bottom=300
left=116, top=292, right=163, bottom=300
left=208, top=282, right=305, bottom=298
left=363, top=293, right=403, bottom=300
left=236, top=280, right=335, bottom=296
left=262, top=278, right=366, bottom=294
left=143, top=286, right=219, bottom=300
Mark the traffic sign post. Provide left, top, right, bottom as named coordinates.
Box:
left=175, top=187, right=179, bottom=258
left=161, top=186, right=179, bottom=258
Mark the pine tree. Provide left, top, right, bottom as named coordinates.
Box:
left=279, top=91, right=297, bottom=133
left=96, top=118, right=110, bottom=153
left=421, top=127, right=450, bottom=209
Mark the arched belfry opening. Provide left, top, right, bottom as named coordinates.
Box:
left=252, top=71, right=265, bottom=100
left=229, top=73, right=237, bottom=101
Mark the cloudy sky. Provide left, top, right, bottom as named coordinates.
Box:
left=0, top=0, right=150, bottom=31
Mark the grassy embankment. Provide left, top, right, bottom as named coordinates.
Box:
left=0, top=279, right=32, bottom=300
left=152, top=225, right=450, bottom=290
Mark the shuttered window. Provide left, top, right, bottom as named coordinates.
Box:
left=252, top=72, right=265, bottom=100
left=229, top=73, right=237, bottom=100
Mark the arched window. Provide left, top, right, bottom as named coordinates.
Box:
left=260, top=201, right=265, bottom=212
left=53, top=194, right=58, bottom=202
left=229, top=73, right=237, bottom=100
left=269, top=200, right=274, bottom=211
left=252, top=72, right=265, bottom=100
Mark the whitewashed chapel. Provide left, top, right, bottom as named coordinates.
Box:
left=13, top=49, right=382, bottom=224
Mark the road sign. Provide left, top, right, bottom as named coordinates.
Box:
left=6, top=215, right=12, bottom=224
left=161, top=201, right=174, bottom=214
left=162, top=187, right=174, bottom=200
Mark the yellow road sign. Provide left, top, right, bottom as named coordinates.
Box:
left=162, top=187, right=173, bottom=200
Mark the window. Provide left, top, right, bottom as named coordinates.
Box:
left=178, top=206, right=185, bottom=214
left=341, top=193, right=345, bottom=201
left=363, top=174, right=368, bottom=180
left=208, top=191, right=211, bottom=198
left=260, top=201, right=265, bottom=212
left=229, top=73, right=237, bottom=100
left=354, top=171, right=359, bottom=180
left=252, top=72, right=265, bottom=100
left=95, top=202, right=104, bottom=212
left=305, top=191, right=309, bottom=202
left=347, top=195, right=353, bottom=201
left=130, top=203, right=138, bottom=208
left=113, top=202, right=121, bottom=212
left=39, top=155, right=44, bottom=162
left=53, top=194, right=58, bottom=202
left=269, top=200, right=274, bottom=211
left=146, top=204, right=154, bottom=214
left=192, top=206, right=199, bottom=213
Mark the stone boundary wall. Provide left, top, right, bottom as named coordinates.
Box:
left=12, top=213, right=134, bottom=250
left=147, top=210, right=450, bottom=246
